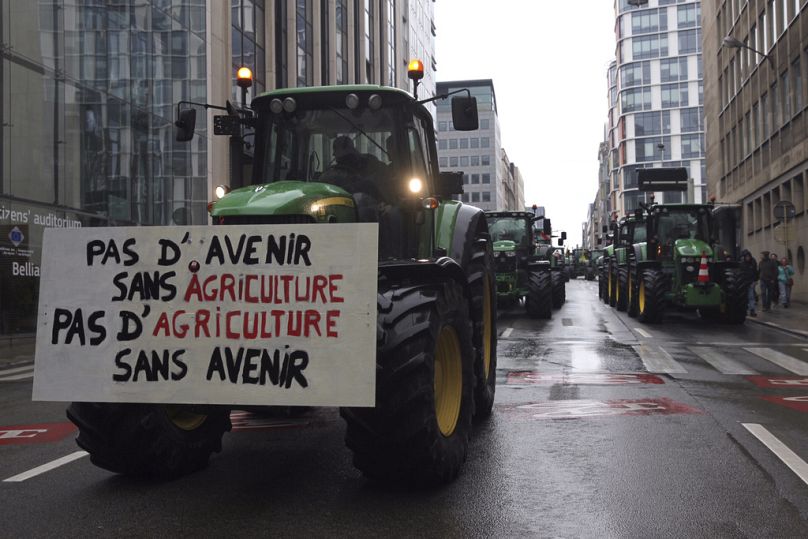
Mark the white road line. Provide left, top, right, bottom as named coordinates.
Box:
left=744, top=347, right=808, bottom=375
left=634, top=328, right=653, bottom=338
left=0, top=370, right=34, bottom=382
left=501, top=328, right=514, bottom=338
left=0, top=365, right=35, bottom=376
left=742, top=424, right=808, bottom=487
left=687, top=346, right=758, bottom=375
left=3, top=451, right=88, bottom=483
left=633, top=344, right=687, bottom=374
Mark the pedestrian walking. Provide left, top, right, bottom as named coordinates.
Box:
left=778, top=257, right=795, bottom=307
left=739, top=250, right=759, bottom=316
left=770, top=253, right=780, bottom=305
left=758, top=251, right=778, bottom=312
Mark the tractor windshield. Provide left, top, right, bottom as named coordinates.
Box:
left=488, top=217, right=530, bottom=249
left=633, top=223, right=647, bottom=242
left=653, top=207, right=710, bottom=244
left=261, top=106, right=402, bottom=202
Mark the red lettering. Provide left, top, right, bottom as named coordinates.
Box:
left=220, top=274, right=236, bottom=302
left=260, top=311, right=272, bottom=338
left=326, top=310, right=340, bottom=338
left=287, top=310, right=302, bottom=336
left=295, top=275, right=311, bottom=302
left=242, top=312, right=258, bottom=339
left=195, top=310, right=211, bottom=338
left=280, top=275, right=294, bottom=304
left=312, top=275, right=328, bottom=303
left=203, top=275, right=218, bottom=301
left=271, top=310, right=284, bottom=336
left=226, top=310, right=240, bottom=339
left=244, top=275, right=258, bottom=303
left=152, top=312, right=170, bottom=336
left=172, top=310, right=188, bottom=338
left=329, top=274, right=344, bottom=303
left=184, top=274, right=202, bottom=302
left=304, top=310, right=321, bottom=337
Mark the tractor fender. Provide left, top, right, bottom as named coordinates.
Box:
left=632, top=244, right=645, bottom=264
left=379, top=258, right=470, bottom=300
left=528, top=259, right=551, bottom=272
left=448, top=204, right=490, bottom=268
left=635, top=260, right=662, bottom=272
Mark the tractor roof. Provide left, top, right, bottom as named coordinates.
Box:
left=255, top=85, right=414, bottom=104
left=485, top=211, right=536, bottom=220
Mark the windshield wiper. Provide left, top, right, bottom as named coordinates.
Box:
left=327, top=107, right=388, bottom=157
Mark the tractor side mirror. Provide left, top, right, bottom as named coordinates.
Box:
left=561, top=231, right=567, bottom=240
left=558, top=239, right=564, bottom=246
left=436, top=171, right=464, bottom=197
left=451, top=96, right=479, bottom=131
left=175, top=108, right=197, bottom=142
left=543, top=218, right=552, bottom=235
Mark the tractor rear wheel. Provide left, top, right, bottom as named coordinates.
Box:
left=66, top=403, right=230, bottom=478
left=616, top=267, right=629, bottom=312
left=526, top=269, right=553, bottom=319
left=627, top=270, right=639, bottom=318
left=341, top=280, right=474, bottom=485
left=721, top=268, right=748, bottom=324
left=608, top=266, right=617, bottom=307
left=468, top=237, right=497, bottom=419
left=551, top=271, right=565, bottom=309
left=637, top=269, right=666, bottom=323
left=598, top=266, right=607, bottom=302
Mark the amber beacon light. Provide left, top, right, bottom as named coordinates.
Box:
left=237, top=66, right=253, bottom=88
left=408, top=59, right=425, bottom=98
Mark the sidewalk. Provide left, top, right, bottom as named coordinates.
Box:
left=747, top=300, right=808, bottom=339
left=0, top=335, right=35, bottom=370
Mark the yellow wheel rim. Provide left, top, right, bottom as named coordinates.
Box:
left=616, top=275, right=620, bottom=303
left=482, top=277, right=493, bottom=380
left=434, top=325, right=462, bottom=437
left=608, top=271, right=613, bottom=298
left=628, top=273, right=632, bottom=305
left=639, top=280, right=646, bottom=313
left=166, top=406, right=207, bottom=431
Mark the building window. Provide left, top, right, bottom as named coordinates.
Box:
left=439, top=156, right=448, bottom=167
left=782, top=72, right=791, bottom=120
left=276, top=0, right=288, bottom=87
left=450, top=156, right=458, bottom=167
left=632, top=34, right=668, bottom=60
left=471, top=156, right=480, bottom=166
left=621, top=87, right=652, bottom=112
left=471, top=192, right=480, bottom=202
left=481, top=155, right=490, bottom=166
left=460, top=156, right=469, bottom=166
left=677, top=29, right=701, bottom=54
left=660, top=57, right=688, bottom=82
left=631, top=9, right=667, bottom=34
left=481, top=137, right=490, bottom=148
left=463, top=174, right=469, bottom=184
left=438, top=139, right=447, bottom=150
left=449, top=139, right=458, bottom=149
left=677, top=4, right=699, bottom=29
left=681, top=134, right=703, bottom=158
left=634, top=111, right=671, bottom=136
left=296, top=0, right=313, bottom=86
left=482, top=173, right=491, bottom=184
left=480, top=119, right=490, bottom=129
left=472, top=174, right=480, bottom=184
left=482, top=192, right=491, bottom=202
left=661, top=82, right=688, bottom=108
left=364, top=0, right=374, bottom=83
left=438, top=121, right=447, bottom=131
left=336, top=0, right=348, bottom=84
left=635, top=138, right=670, bottom=162
left=620, top=61, right=651, bottom=87
left=794, top=58, right=803, bottom=114
left=386, top=0, right=395, bottom=85
left=459, top=138, right=469, bottom=149
left=680, top=107, right=702, bottom=133
left=470, top=137, right=479, bottom=148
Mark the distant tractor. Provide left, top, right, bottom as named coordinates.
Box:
left=487, top=211, right=554, bottom=317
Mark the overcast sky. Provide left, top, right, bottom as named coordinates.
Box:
left=434, top=0, right=617, bottom=246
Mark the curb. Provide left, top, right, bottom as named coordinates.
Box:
left=746, top=317, right=808, bottom=340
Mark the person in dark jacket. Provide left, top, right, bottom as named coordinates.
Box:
left=758, top=251, right=779, bottom=311
left=740, top=250, right=759, bottom=316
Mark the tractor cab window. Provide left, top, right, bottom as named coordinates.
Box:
left=261, top=105, right=396, bottom=203
left=633, top=223, right=647, bottom=242
left=489, top=217, right=529, bottom=249
left=654, top=208, right=709, bottom=244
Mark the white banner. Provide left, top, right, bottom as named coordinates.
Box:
left=32, top=224, right=378, bottom=406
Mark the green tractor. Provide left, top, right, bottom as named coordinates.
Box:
left=486, top=211, right=554, bottom=317
left=603, top=216, right=646, bottom=314
left=584, top=249, right=604, bottom=281
left=533, top=216, right=567, bottom=308
left=626, top=169, right=748, bottom=324
left=68, top=76, right=498, bottom=485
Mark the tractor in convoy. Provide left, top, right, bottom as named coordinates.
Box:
left=583, top=249, right=604, bottom=281
left=532, top=214, right=567, bottom=307
left=486, top=211, right=554, bottom=317
left=66, top=62, right=498, bottom=486
left=601, top=215, right=647, bottom=315
left=622, top=168, right=748, bottom=323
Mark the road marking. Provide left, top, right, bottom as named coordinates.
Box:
left=633, top=344, right=687, bottom=374
left=0, top=367, right=34, bottom=382
left=501, top=327, right=513, bottom=338
left=3, top=451, right=88, bottom=483
left=502, top=398, right=701, bottom=420
left=742, top=424, right=808, bottom=487
left=506, top=372, right=665, bottom=385
left=744, top=347, right=808, bottom=375
left=687, top=346, right=758, bottom=375
left=0, top=365, right=35, bottom=375
left=634, top=328, right=653, bottom=338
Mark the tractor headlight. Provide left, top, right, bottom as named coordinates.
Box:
left=408, top=177, right=423, bottom=194
left=215, top=185, right=231, bottom=199
left=505, top=251, right=516, bottom=257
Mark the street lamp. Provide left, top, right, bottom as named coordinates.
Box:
left=722, top=36, right=773, bottom=67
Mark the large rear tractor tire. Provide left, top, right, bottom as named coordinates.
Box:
left=66, top=403, right=231, bottom=479
left=616, top=267, right=629, bottom=312
left=721, top=268, right=748, bottom=325
left=598, top=266, right=607, bottom=302
left=637, top=269, right=666, bottom=324
left=526, top=268, right=553, bottom=319
left=468, top=237, right=498, bottom=419
left=551, top=271, right=565, bottom=309
left=341, top=280, right=474, bottom=486
left=608, top=266, right=617, bottom=307
left=627, top=270, right=639, bottom=318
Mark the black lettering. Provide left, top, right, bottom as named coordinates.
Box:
left=295, top=234, right=312, bottom=266
left=65, top=308, right=86, bottom=345
left=244, top=235, right=260, bottom=265
left=122, top=238, right=139, bottom=266
left=127, top=272, right=161, bottom=301
left=103, top=240, right=121, bottom=265
left=225, top=347, right=244, bottom=383
left=286, top=350, right=309, bottom=388
left=88, top=311, right=106, bottom=346
left=86, top=240, right=105, bottom=266
left=242, top=348, right=260, bottom=384
left=206, top=347, right=226, bottom=381
left=266, top=235, right=286, bottom=265
left=117, top=310, right=143, bottom=341
left=224, top=234, right=246, bottom=264
left=112, top=272, right=128, bottom=301
left=113, top=348, right=133, bottom=381
left=206, top=236, right=224, bottom=265
left=160, top=271, right=177, bottom=301
left=286, top=233, right=296, bottom=264
left=171, top=349, right=188, bottom=381
left=259, top=349, right=280, bottom=386
left=132, top=350, right=153, bottom=382
left=52, top=308, right=72, bottom=345
left=158, top=239, right=181, bottom=266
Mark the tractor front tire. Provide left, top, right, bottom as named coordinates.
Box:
left=637, top=269, right=666, bottom=323
left=66, top=403, right=231, bottom=479
left=616, top=267, right=629, bottom=312
left=627, top=270, right=639, bottom=318
left=341, top=280, right=474, bottom=486
left=468, top=237, right=498, bottom=419
left=551, top=271, right=565, bottom=309
left=526, top=269, right=553, bottom=319
left=608, top=266, right=617, bottom=307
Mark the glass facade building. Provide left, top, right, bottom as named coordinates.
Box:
left=607, top=0, right=706, bottom=218
left=0, top=1, right=208, bottom=335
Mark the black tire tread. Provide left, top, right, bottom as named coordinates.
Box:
left=526, top=269, right=553, bottom=319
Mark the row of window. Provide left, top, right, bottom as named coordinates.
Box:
left=438, top=119, right=491, bottom=131
left=624, top=4, right=700, bottom=37
left=621, top=81, right=704, bottom=112
left=631, top=107, right=704, bottom=137
left=618, top=0, right=692, bottom=14
left=744, top=171, right=805, bottom=233
left=438, top=137, right=490, bottom=150
left=459, top=191, right=492, bottom=204
left=719, top=0, right=802, bottom=60
left=439, top=155, right=491, bottom=168
left=634, top=134, right=704, bottom=162
left=721, top=55, right=805, bottom=171
left=627, top=28, right=701, bottom=61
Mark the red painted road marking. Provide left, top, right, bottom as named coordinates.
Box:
left=0, top=423, right=76, bottom=446
left=760, top=395, right=808, bottom=412
left=501, top=398, right=702, bottom=420
left=229, top=411, right=310, bottom=431
left=506, top=372, right=665, bottom=386
left=745, top=376, right=808, bottom=389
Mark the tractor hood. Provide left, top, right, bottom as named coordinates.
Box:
left=494, top=240, right=518, bottom=252
left=673, top=238, right=713, bottom=258
left=211, top=181, right=355, bottom=218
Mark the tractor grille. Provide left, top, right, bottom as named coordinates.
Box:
left=496, top=256, right=517, bottom=273
left=217, top=214, right=315, bottom=225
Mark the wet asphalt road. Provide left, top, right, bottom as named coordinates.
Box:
left=2, top=279, right=808, bottom=537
